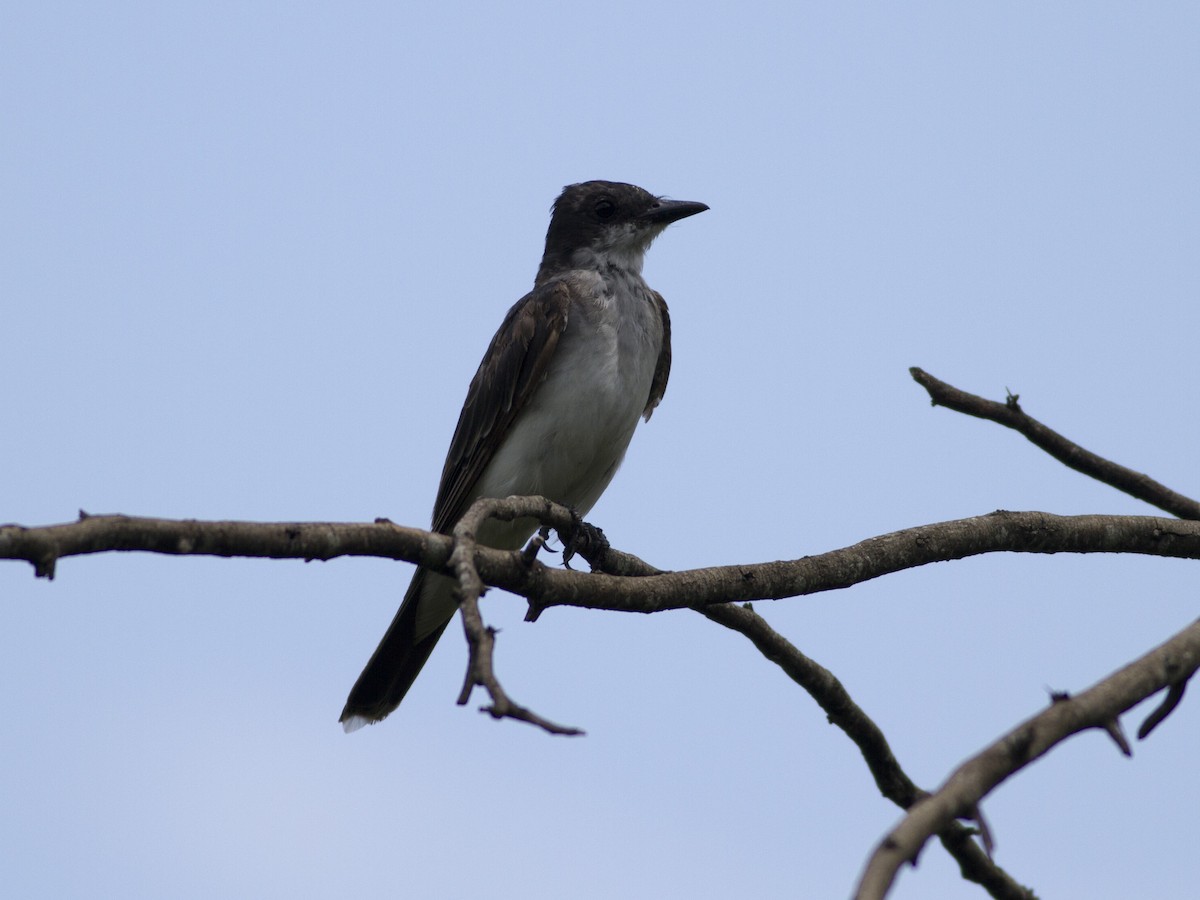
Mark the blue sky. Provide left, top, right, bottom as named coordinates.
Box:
left=3, top=4, right=1198, bottom=898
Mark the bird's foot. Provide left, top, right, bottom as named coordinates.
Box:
left=561, top=511, right=609, bottom=571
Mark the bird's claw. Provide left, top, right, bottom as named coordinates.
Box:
left=561, top=511, right=609, bottom=570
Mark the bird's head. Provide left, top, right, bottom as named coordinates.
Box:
left=539, top=180, right=708, bottom=279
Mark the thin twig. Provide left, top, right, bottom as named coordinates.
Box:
left=910, top=367, right=1200, bottom=519
left=1137, top=678, right=1188, bottom=740
left=448, top=497, right=583, bottom=736
left=702, top=604, right=1035, bottom=899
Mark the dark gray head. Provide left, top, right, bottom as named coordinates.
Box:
left=537, top=180, right=707, bottom=281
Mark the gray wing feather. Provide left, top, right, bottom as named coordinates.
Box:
left=643, top=290, right=671, bottom=420
left=431, top=281, right=571, bottom=532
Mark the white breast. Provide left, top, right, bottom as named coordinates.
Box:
left=472, top=267, right=663, bottom=543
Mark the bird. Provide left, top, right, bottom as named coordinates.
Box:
left=340, top=180, right=708, bottom=731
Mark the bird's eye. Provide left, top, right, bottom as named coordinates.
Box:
left=594, top=198, right=616, bottom=220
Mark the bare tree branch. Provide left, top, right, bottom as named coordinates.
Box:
left=910, top=367, right=1200, bottom=520
left=0, top=511, right=449, bottom=578
left=853, top=617, right=1200, bottom=900
left=522, top=510, right=1200, bottom=614
left=448, top=497, right=583, bottom=735
left=554, top=541, right=1038, bottom=900
left=4, top=373, right=1193, bottom=898
left=5, top=510, right=1200, bottom=615
left=5, top=504, right=1192, bottom=896
left=700, top=604, right=1036, bottom=900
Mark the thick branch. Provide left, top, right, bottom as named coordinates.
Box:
left=0, top=512, right=448, bottom=579
left=524, top=511, right=1200, bottom=614
left=853, top=617, right=1200, bottom=900
left=911, top=367, right=1200, bottom=519
left=5, top=512, right=1200, bottom=617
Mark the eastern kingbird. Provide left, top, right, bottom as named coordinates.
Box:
left=340, top=180, right=708, bottom=731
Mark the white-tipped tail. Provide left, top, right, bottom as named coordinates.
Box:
left=341, top=715, right=371, bottom=734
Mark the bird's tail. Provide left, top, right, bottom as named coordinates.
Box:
left=339, top=568, right=454, bottom=732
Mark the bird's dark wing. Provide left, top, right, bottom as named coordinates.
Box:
left=339, top=281, right=571, bottom=730
left=643, top=290, right=671, bottom=420
left=431, top=280, right=571, bottom=533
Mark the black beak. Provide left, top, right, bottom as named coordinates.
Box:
left=641, top=198, right=710, bottom=225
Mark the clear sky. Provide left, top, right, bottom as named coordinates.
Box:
left=3, top=3, right=1198, bottom=898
